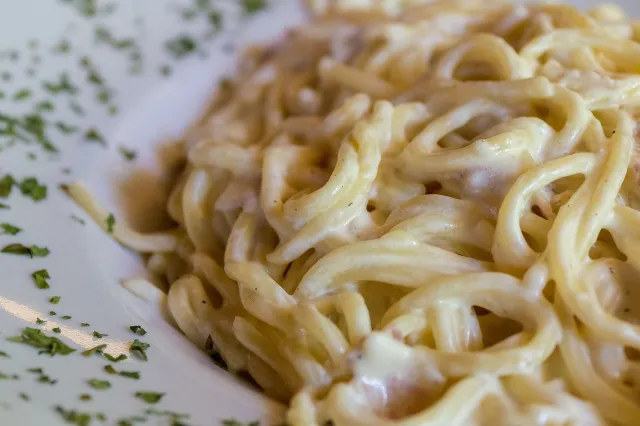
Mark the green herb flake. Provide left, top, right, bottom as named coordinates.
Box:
left=0, top=175, right=16, bottom=198
left=27, top=368, right=43, bottom=374
left=0, top=203, right=9, bottom=209
left=19, top=392, right=29, bottom=401
left=129, top=325, right=146, bottom=336
left=119, top=370, right=140, bottom=379
left=130, top=339, right=150, bottom=361
left=165, top=35, right=197, bottom=59
left=19, top=177, right=47, bottom=201
left=43, top=73, right=77, bottom=95
left=106, top=214, right=115, bottom=234
left=80, top=322, right=90, bottom=327
left=0, top=370, right=19, bottom=380
left=82, top=344, right=107, bottom=357
left=32, top=269, right=50, bottom=289
left=49, top=296, right=61, bottom=304
left=69, top=101, right=84, bottom=116
left=0, top=223, right=21, bottom=235
left=54, top=405, right=92, bottom=426
left=104, top=353, right=127, bottom=363
left=96, top=413, right=107, bottom=422
left=71, top=215, right=86, bottom=225
left=93, top=331, right=107, bottom=338
left=95, top=26, right=136, bottom=50
left=37, top=374, right=57, bottom=384
left=14, top=89, right=32, bottom=101
left=208, top=10, right=223, bottom=30
left=35, top=318, right=45, bottom=325
left=119, top=146, right=137, bottom=161
left=135, top=391, right=164, bottom=404
left=52, top=328, right=61, bottom=334
left=49, top=311, right=56, bottom=316
left=53, top=39, right=71, bottom=54
left=87, top=378, right=111, bottom=390
left=1, top=243, right=49, bottom=257
left=159, top=65, right=172, bottom=77
left=0, top=351, right=9, bottom=358
left=61, top=315, right=72, bottom=320
left=55, top=121, right=78, bottom=135
left=35, top=100, right=54, bottom=112
left=222, top=420, right=260, bottom=426
left=241, top=0, right=268, bottom=15
left=7, top=327, right=75, bottom=356
left=103, top=365, right=116, bottom=374
left=79, top=394, right=92, bottom=401
left=84, top=128, right=106, bottom=146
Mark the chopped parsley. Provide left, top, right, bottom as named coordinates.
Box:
left=27, top=368, right=43, bottom=374
left=52, top=328, right=61, bottom=334
left=135, top=392, right=164, bottom=404
left=35, top=100, right=55, bottom=112
left=119, top=146, right=137, bottom=161
left=19, top=177, right=47, bottom=201
left=87, top=378, right=111, bottom=389
left=35, top=318, right=45, bottom=325
left=130, top=339, right=149, bottom=361
left=165, top=35, right=197, bottom=59
left=92, top=331, right=107, bottom=338
left=79, top=394, right=92, bottom=401
left=0, top=223, right=21, bottom=235
left=0, top=203, right=8, bottom=209
left=69, top=101, right=84, bottom=116
left=49, top=311, right=57, bottom=316
left=14, top=89, right=32, bottom=101
left=119, top=370, right=140, bottom=380
left=82, top=344, right=107, bottom=357
left=129, top=325, right=146, bottom=336
left=38, top=373, right=57, bottom=384
left=84, top=128, right=106, bottom=146
left=1, top=243, right=49, bottom=257
left=159, top=65, right=172, bottom=77
left=222, top=420, right=260, bottom=426
left=55, top=121, right=78, bottom=134
left=0, top=175, right=16, bottom=197
left=0, top=351, right=9, bottom=358
left=104, top=353, right=127, bottom=363
left=80, top=322, right=90, bottom=327
left=8, top=327, right=75, bottom=356
left=71, top=215, right=86, bottom=225
left=19, top=392, right=30, bottom=401
left=106, top=214, right=115, bottom=234
left=49, top=296, right=61, bottom=304
left=32, top=269, right=51, bottom=289
left=54, top=405, right=92, bottom=426
left=43, top=73, right=77, bottom=95
left=0, top=370, right=19, bottom=380
left=59, top=0, right=98, bottom=17
left=95, top=26, right=135, bottom=50
left=53, top=39, right=71, bottom=54
left=61, top=315, right=72, bottom=320
left=241, top=0, right=268, bottom=15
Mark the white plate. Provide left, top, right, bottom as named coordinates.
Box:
left=0, top=1, right=638, bottom=425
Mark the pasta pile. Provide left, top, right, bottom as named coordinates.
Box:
left=69, top=0, right=640, bottom=424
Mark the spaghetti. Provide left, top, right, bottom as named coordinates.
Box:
left=69, top=0, right=640, bottom=424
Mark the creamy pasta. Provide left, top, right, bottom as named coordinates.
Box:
left=68, top=0, right=640, bottom=424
